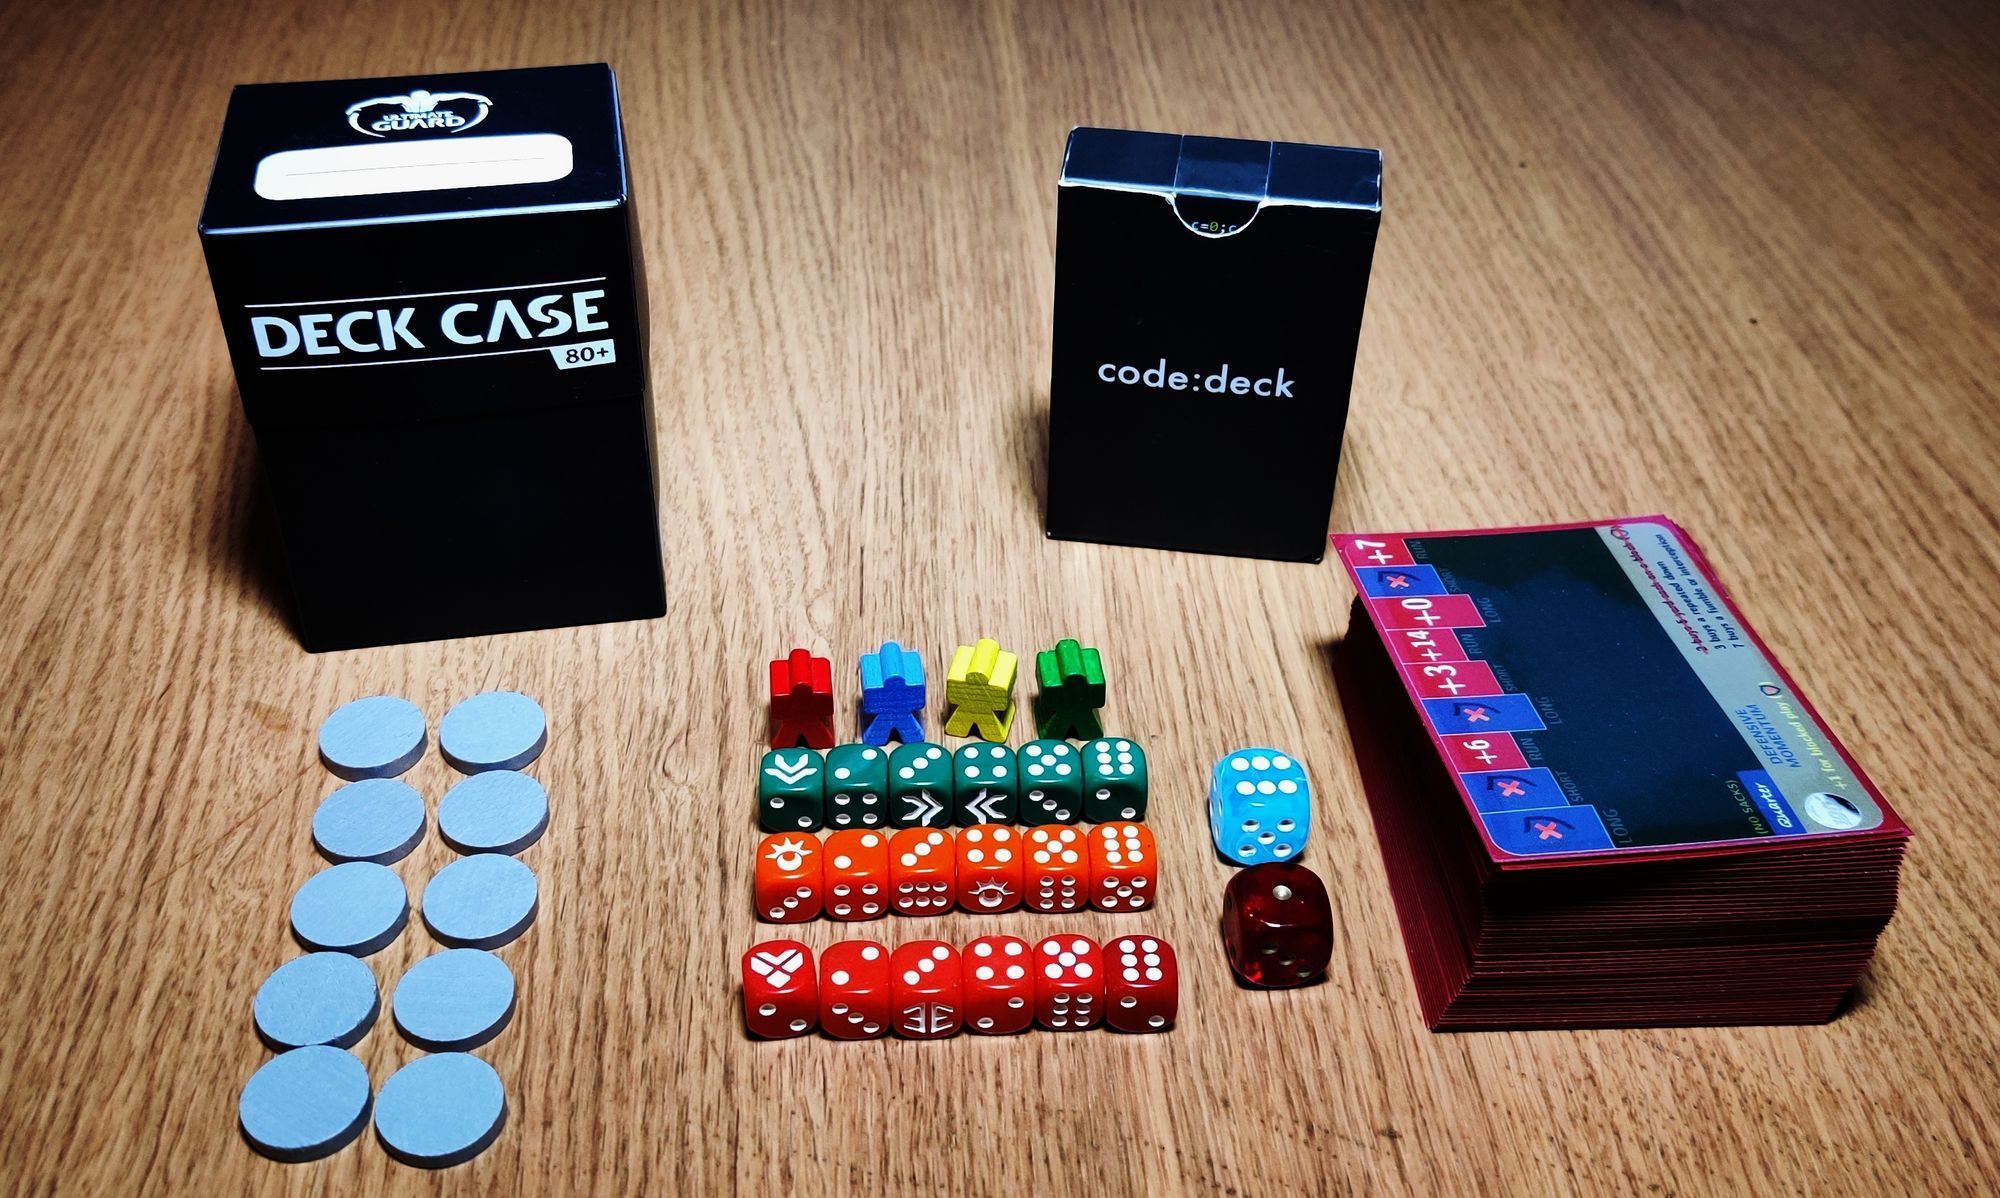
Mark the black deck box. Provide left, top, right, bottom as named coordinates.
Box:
left=1045, top=127, right=1382, bottom=562
left=198, top=63, right=664, bottom=650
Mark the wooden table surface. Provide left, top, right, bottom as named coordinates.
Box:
left=4, top=0, right=1998, bottom=1192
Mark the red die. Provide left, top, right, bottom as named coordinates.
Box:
left=754, top=832, right=824, bottom=923
left=742, top=939, right=817, bottom=1038
left=1032, top=933, right=1106, bottom=1031
left=1088, top=821, right=1156, bottom=912
left=818, top=939, right=892, bottom=1039
left=954, top=824, right=1024, bottom=913
left=889, top=939, right=964, bottom=1039
left=888, top=828, right=955, bottom=916
left=823, top=829, right=889, bottom=920
left=1221, top=862, right=1334, bottom=988
left=962, top=934, right=1035, bottom=1034
left=1023, top=825, right=1087, bottom=913
left=1104, top=934, right=1179, bottom=1033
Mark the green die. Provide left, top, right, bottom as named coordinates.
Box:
left=952, top=743, right=1018, bottom=825
left=758, top=749, right=825, bottom=832
left=824, top=743, right=888, bottom=830
left=1019, top=739, right=1084, bottom=823
left=1083, top=737, right=1148, bottom=822
left=888, top=742, right=952, bottom=828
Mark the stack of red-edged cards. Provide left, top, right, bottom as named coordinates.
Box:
left=1330, top=517, right=1909, bottom=1029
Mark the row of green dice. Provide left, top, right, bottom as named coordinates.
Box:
left=758, top=738, right=1147, bottom=832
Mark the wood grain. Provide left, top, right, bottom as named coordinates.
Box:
left=2, top=0, right=1998, bottom=1192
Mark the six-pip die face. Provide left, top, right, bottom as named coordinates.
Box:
left=889, top=827, right=955, bottom=915
left=1088, top=821, right=1156, bottom=912
left=823, top=829, right=890, bottom=920
left=1024, top=824, right=1088, bottom=913
left=1032, top=934, right=1106, bottom=1030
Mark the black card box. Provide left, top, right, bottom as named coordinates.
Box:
left=198, top=63, right=664, bottom=651
left=1045, top=128, right=1381, bottom=562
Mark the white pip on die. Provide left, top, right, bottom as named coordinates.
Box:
left=1208, top=746, right=1310, bottom=865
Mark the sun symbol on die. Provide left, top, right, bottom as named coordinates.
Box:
left=970, top=879, right=1014, bottom=909
left=765, top=837, right=811, bottom=872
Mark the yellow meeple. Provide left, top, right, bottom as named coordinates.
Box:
left=942, top=637, right=1017, bottom=740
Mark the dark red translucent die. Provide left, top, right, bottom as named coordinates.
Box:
left=1220, top=862, right=1333, bottom=988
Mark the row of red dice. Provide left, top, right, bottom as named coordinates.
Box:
left=743, top=932, right=1178, bottom=1038
left=757, top=821, right=1156, bottom=922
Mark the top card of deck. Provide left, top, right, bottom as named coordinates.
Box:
left=1333, top=518, right=1905, bottom=861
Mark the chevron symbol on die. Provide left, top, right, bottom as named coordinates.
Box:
left=901, top=790, right=945, bottom=825
left=963, top=789, right=1006, bottom=824
left=749, top=947, right=805, bottom=988
left=763, top=752, right=819, bottom=786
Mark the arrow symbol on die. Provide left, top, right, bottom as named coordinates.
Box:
left=902, top=790, right=944, bottom=825
left=749, top=948, right=804, bottom=987
left=764, top=753, right=818, bottom=786
left=962, top=790, right=1006, bottom=823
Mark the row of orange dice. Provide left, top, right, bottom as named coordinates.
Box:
left=743, top=932, right=1178, bottom=1038
left=756, top=822, right=1155, bottom=922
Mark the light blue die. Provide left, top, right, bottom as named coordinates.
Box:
left=1208, top=747, right=1310, bottom=865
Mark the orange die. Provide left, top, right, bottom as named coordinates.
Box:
left=754, top=831, right=825, bottom=923
left=889, top=827, right=955, bottom=915
left=1024, top=825, right=1087, bottom=913
left=823, top=829, right=889, bottom=920
left=1088, top=821, right=1156, bottom=912
left=954, top=823, right=1023, bottom=913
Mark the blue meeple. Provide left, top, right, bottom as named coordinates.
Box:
left=858, top=641, right=926, bottom=745
left=1208, top=747, right=1311, bottom=865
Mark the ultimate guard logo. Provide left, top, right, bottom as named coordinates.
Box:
left=345, top=88, right=492, bottom=137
